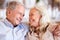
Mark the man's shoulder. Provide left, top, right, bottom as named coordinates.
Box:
left=0, top=20, right=6, bottom=27
left=0, top=20, right=9, bottom=29
left=0, top=20, right=8, bottom=33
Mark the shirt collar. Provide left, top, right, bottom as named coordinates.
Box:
left=3, top=19, right=24, bottom=30
left=3, top=19, right=14, bottom=29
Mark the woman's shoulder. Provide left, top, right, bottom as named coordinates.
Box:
left=26, top=32, right=39, bottom=40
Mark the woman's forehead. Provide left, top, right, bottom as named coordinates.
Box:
left=30, top=8, right=38, bottom=12
left=30, top=9, right=40, bottom=14
left=30, top=12, right=40, bottom=17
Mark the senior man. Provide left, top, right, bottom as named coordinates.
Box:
left=0, top=1, right=28, bottom=40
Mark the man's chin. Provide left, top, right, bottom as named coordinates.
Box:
left=16, top=22, right=20, bottom=25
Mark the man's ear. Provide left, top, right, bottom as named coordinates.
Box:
left=6, top=9, right=11, bottom=15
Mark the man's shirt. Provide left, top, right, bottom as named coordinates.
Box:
left=0, top=19, right=28, bottom=40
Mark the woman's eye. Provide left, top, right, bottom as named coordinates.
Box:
left=32, top=19, right=35, bottom=21
left=29, top=13, right=34, bottom=16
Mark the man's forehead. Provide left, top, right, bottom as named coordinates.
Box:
left=16, top=4, right=25, bottom=12
left=16, top=4, right=25, bottom=9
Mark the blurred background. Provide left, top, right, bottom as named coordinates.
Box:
left=0, top=0, right=60, bottom=23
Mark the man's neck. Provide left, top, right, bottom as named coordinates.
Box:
left=6, top=18, right=17, bottom=27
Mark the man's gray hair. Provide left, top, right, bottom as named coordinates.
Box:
left=7, top=1, right=24, bottom=10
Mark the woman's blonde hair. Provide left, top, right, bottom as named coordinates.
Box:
left=29, top=7, right=43, bottom=34
left=35, top=4, right=51, bottom=33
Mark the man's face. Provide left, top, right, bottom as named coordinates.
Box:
left=29, top=9, right=41, bottom=27
left=7, top=5, right=25, bottom=26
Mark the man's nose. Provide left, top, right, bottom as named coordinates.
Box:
left=19, top=16, right=23, bottom=21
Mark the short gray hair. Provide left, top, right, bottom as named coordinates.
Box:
left=7, top=1, right=24, bottom=10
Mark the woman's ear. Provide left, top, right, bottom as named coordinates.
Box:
left=39, top=15, right=42, bottom=20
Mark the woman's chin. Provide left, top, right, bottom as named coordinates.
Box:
left=30, top=24, right=38, bottom=27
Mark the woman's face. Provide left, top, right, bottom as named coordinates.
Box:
left=29, top=8, right=42, bottom=27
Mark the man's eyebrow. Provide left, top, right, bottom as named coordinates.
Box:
left=19, top=12, right=25, bottom=16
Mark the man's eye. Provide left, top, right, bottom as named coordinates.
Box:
left=19, top=13, right=24, bottom=17
left=23, top=14, right=24, bottom=17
